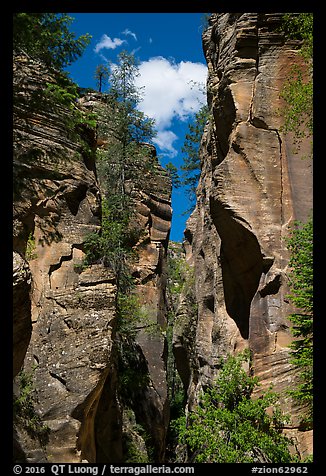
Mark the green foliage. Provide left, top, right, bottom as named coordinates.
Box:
left=280, top=67, right=313, bottom=139
left=77, top=112, right=97, bottom=130
left=107, top=50, right=156, bottom=145
left=118, top=358, right=150, bottom=403
left=123, top=434, right=149, bottom=463
left=13, top=13, right=91, bottom=71
left=173, top=351, right=293, bottom=463
left=280, top=14, right=313, bottom=148
left=282, top=13, right=313, bottom=60
left=116, top=293, right=155, bottom=337
left=167, top=256, right=185, bottom=295
left=122, top=411, right=155, bottom=463
left=116, top=296, right=158, bottom=462
left=83, top=196, right=139, bottom=292
left=84, top=50, right=158, bottom=288
left=167, top=255, right=195, bottom=297
left=165, top=250, right=197, bottom=461
left=25, top=232, right=37, bottom=260
left=166, top=307, right=185, bottom=413
left=94, top=64, right=110, bottom=92
left=117, top=293, right=139, bottom=337
left=181, top=104, right=209, bottom=210
left=14, top=369, right=50, bottom=444
left=166, top=251, right=197, bottom=362
left=287, top=219, right=313, bottom=315
left=117, top=331, right=150, bottom=406
left=93, top=51, right=157, bottom=197
left=165, top=162, right=181, bottom=189
left=280, top=13, right=313, bottom=430
left=13, top=13, right=95, bottom=157
left=286, top=218, right=313, bottom=426
left=45, top=82, right=77, bottom=107
left=45, top=76, right=98, bottom=132
left=165, top=347, right=185, bottom=461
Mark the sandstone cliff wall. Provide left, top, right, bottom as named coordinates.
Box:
left=13, top=13, right=313, bottom=462
left=13, top=55, right=172, bottom=463
left=174, top=13, right=313, bottom=458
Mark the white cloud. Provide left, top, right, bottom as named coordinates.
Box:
left=131, top=46, right=142, bottom=56
left=94, top=34, right=126, bottom=53
left=122, top=29, right=137, bottom=41
left=134, top=56, right=207, bottom=156
left=152, top=130, right=178, bottom=158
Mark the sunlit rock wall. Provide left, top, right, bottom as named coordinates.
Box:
left=175, top=13, right=313, bottom=458
left=13, top=56, right=172, bottom=463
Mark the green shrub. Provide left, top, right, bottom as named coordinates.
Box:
left=280, top=13, right=313, bottom=154
left=14, top=369, right=50, bottom=445
left=83, top=196, right=140, bottom=292
left=286, top=218, right=313, bottom=428
left=25, top=232, right=37, bottom=260
left=167, top=255, right=194, bottom=296
left=173, top=351, right=293, bottom=463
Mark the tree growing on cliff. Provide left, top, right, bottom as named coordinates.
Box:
left=173, top=351, right=292, bottom=463
left=181, top=104, right=209, bottom=210
left=84, top=51, right=157, bottom=287
left=286, top=218, right=313, bottom=428
left=83, top=196, right=139, bottom=293
left=13, top=13, right=91, bottom=70
left=165, top=162, right=181, bottom=189
left=94, top=64, right=110, bottom=93
left=108, top=50, right=155, bottom=144
left=281, top=14, right=313, bottom=430
left=280, top=13, right=313, bottom=147
left=95, top=50, right=156, bottom=196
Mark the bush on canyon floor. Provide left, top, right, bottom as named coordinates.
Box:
left=173, top=350, right=293, bottom=463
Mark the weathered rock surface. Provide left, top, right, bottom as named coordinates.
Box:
left=13, top=57, right=172, bottom=463
left=79, top=93, right=172, bottom=461
left=118, top=157, right=172, bottom=463
left=175, top=13, right=312, bottom=459
left=13, top=53, right=109, bottom=462
left=13, top=251, right=32, bottom=378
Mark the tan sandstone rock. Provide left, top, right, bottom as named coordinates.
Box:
left=175, top=13, right=313, bottom=459
left=13, top=56, right=172, bottom=463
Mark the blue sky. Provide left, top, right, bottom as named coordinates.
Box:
left=66, top=13, right=208, bottom=242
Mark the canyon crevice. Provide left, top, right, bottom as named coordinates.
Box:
left=13, top=12, right=313, bottom=464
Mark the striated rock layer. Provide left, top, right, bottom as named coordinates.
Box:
left=175, top=13, right=312, bottom=458
left=13, top=55, right=172, bottom=463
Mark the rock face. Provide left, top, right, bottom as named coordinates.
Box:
left=13, top=13, right=313, bottom=462
left=13, top=56, right=172, bottom=463
left=13, top=252, right=32, bottom=378
left=79, top=93, right=172, bottom=462
left=174, top=13, right=312, bottom=458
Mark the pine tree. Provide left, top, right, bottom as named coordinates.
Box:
left=13, top=13, right=91, bottom=70
left=174, top=351, right=292, bottom=463
left=165, top=162, right=181, bottom=189
left=286, top=218, right=313, bottom=427
left=181, top=104, right=209, bottom=210
left=94, top=64, right=109, bottom=92
left=98, top=50, right=156, bottom=196
left=84, top=51, right=157, bottom=290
